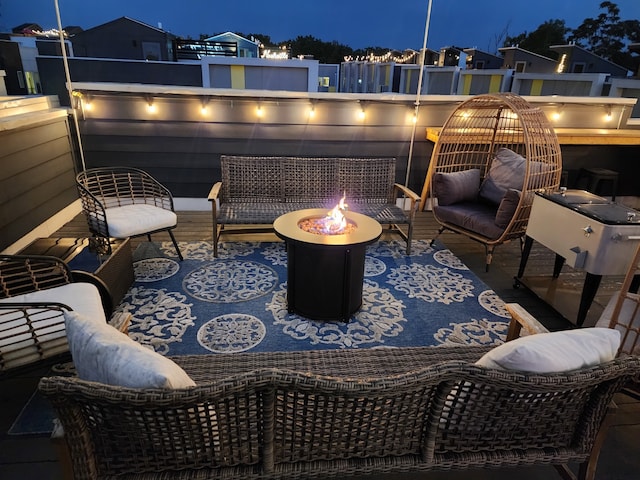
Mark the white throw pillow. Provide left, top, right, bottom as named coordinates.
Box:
left=475, top=328, right=620, bottom=373
left=65, top=311, right=195, bottom=388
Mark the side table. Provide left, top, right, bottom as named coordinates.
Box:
left=19, top=237, right=135, bottom=308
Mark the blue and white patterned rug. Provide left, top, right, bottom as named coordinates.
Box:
left=118, top=240, right=510, bottom=355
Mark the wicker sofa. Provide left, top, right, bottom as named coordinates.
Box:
left=40, top=332, right=640, bottom=480
left=207, top=155, right=420, bottom=256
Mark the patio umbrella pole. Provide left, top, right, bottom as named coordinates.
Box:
left=405, top=0, right=433, bottom=191
left=54, top=0, right=87, bottom=172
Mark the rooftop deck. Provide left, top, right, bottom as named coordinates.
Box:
left=1, top=209, right=638, bottom=479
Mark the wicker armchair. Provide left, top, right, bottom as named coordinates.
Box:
left=424, top=93, right=562, bottom=270
left=76, top=167, right=183, bottom=260
left=0, top=255, right=106, bottom=372
left=0, top=254, right=127, bottom=372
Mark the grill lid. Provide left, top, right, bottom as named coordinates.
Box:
left=574, top=203, right=640, bottom=225
left=538, top=190, right=640, bottom=225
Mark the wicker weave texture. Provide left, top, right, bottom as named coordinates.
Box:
left=430, top=93, right=562, bottom=247
left=39, top=346, right=640, bottom=480
left=220, top=156, right=397, bottom=204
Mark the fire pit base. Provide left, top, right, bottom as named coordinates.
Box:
left=286, top=243, right=367, bottom=321
left=274, top=209, right=382, bottom=322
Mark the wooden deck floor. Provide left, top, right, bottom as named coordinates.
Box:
left=1, top=210, right=638, bottom=479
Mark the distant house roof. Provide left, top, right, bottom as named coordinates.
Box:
left=463, top=47, right=500, bottom=56
left=63, top=26, right=84, bottom=36
left=205, top=31, right=260, bottom=45
left=78, top=16, right=172, bottom=36
left=12, top=23, right=44, bottom=34
left=498, top=46, right=556, bottom=62
left=550, top=43, right=629, bottom=75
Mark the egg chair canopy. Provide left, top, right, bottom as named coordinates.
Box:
left=427, top=93, right=562, bottom=269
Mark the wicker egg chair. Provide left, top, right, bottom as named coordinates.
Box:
left=426, top=93, right=562, bottom=270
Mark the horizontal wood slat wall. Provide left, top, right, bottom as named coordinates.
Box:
left=77, top=94, right=436, bottom=198
left=0, top=113, right=78, bottom=252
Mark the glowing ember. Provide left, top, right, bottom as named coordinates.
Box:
left=298, top=194, right=356, bottom=235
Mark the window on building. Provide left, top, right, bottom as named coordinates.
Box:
left=515, top=61, right=527, bottom=73
left=142, top=42, right=161, bottom=61
left=572, top=62, right=586, bottom=73
left=24, top=71, right=40, bottom=94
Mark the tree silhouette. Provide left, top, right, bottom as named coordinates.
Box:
left=504, top=19, right=570, bottom=59
left=569, top=1, right=639, bottom=71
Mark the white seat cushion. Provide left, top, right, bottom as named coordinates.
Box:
left=0, top=282, right=106, bottom=323
left=105, top=204, right=177, bottom=238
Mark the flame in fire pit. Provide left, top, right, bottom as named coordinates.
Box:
left=324, top=195, right=348, bottom=233
left=298, top=194, right=356, bottom=235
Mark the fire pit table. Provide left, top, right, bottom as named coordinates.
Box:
left=274, top=208, right=382, bottom=321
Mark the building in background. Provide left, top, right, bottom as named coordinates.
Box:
left=204, top=32, right=260, bottom=58
left=463, top=48, right=503, bottom=69
left=499, top=46, right=557, bottom=74
left=71, top=16, right=176, bottom=61
left=551, top=43, right=629, bottom=77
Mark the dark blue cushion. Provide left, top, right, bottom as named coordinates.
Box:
left=434, top=202, right=505, bottom=240
left=479, top=148, right=526, bottom=205
left=433, top=169, right=481, bottom=206
left=494, top=189, right=521, bottom=228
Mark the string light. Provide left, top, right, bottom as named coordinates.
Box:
left=344, top=50, right=418, bottom=64
left=357, top=104, right=366, bottom=121
left=550, top=104, right=564, bottom=122
left=145, top=96, right=156, bottom=114
left=200, top=97, right=210, bottom=116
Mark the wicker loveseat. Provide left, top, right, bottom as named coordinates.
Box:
left=208, top=155, right=420, bottom=256
left=40, top=337, right=640, bottom=480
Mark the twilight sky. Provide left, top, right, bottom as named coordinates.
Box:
left=1, top=1, right=639, bottom=52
